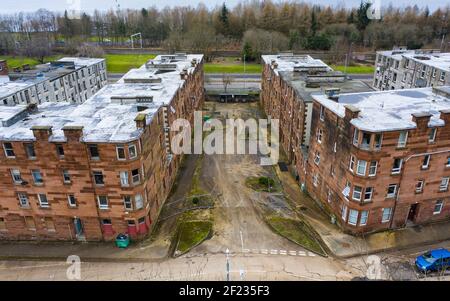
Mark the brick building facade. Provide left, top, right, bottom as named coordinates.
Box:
left=307, top=87, right=450, bottom=234
left=0, top=54, right=204, bottom=241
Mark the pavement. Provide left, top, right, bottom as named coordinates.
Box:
left=274, top=165, right=450, bottom=258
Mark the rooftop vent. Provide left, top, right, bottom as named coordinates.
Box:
left=123, top=76, right=162, bottom=84
left=413, top=56, right=431, bottom=60
left=111, top=95, right=154, bottom=104
left=324, top=88, right=341, bottom=100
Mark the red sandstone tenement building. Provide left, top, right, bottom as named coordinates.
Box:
left=260, top=53, right=373, bottom=186
left=0, top=54, right=204, bottom=241
left=307, top=87, right=450, bottom=234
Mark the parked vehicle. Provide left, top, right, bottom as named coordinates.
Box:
left=415, top=248, right=450, bottom=273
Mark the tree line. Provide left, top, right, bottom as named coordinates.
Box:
left=0, top=1, right=449, bottom=62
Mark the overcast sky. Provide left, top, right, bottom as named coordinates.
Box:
left=1, top=0, right=447, bottom=14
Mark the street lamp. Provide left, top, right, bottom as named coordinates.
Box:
left=225, top=248, right=230, bottom=281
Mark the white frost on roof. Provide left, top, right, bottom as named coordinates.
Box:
left=0, top=54, right=203, bottom=143
left=57, top=57, right=105, bottom=67
left=0, top=105, right=27, bottom=122
left=0, top=78, right=46, bottom=99
left=377, top=49, right=450, bottom=71
left=312, top=87, right=450, bottom=132
left=262, top=54, right=332, bottom=75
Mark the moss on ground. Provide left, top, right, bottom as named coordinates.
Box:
left=245, top=176, right=280, bottom=192
left=175, top=221, right=212, bottom=255
left=266, top=216, right=326, bottom=256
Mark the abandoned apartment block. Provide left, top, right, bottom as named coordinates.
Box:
left=0, top=54, right=204, bottom=241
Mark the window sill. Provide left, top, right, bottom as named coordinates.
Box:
left=421, top=167, right=430, bottom=171
left=433, top=212, right=442, bottom=215
left=34, top=183, right=44, bottom=187
left=39, top=206, right=51, bottom=210
left=20, top=206, right=32, bottom=210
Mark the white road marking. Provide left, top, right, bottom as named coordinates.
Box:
left=270, top=250, right=278, bottom=255
left=289, top=251, right=297, bottom=256
left=279, top=250, right=287, bottom=255
left=261, top=249, right=268, bottom=254
left=243, top=249, right=250, bottom=253
left=298, top=251, right=307, bottom=256
left=252, top=249, right=259, bottom=254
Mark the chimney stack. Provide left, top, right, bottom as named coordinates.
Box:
left=344, top=105, right=360, bottom=121
left=412, top=112, right=432, bottom=133
left=135, top=114, right=147, bottom=129
left=31, top=126, right=53, bottom=141
left=62, top=126, right=84, bottom=142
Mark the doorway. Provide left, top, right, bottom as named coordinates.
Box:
left=407, top=204, right=419, bottom=223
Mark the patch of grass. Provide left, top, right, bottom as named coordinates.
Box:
left=330, top=65, right=375, bottom=74
left=0, top=55, right=64, bottom=69
left=266, top=216, right=326, bottom=256
left=105, top=53, right=156, bottom=73
left=204, top=63, right=262, bottom=74
left=175, top=220, right=212, bottom=255
left=246, top=176, right=280, bottom=192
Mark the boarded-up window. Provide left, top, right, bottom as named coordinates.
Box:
left=45, top=217, right=55, bottom=232
left=25, top=216, right=36, bottom=230
left=0, top=218, right=6, bottom=231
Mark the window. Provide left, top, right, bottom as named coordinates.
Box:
left=432, top=68, right=437, bottom=78
left=116, top=145, right=126, bottom=160
left=333, top=142, right=337, bottom=153
left=446, top=157, right=450, bottom=167
left=314, top=151, right=320, bottom=165
left=320, top=105, right=325, bottom=121
left=124, top=196, right=133, bottom=210
left=352, top=186, right=362, bottom=201
left=317, top=129, right=323, bottom=144
left=120, top=171, right=129, bottom=186
left=360, top=211, right=369, bottom=226
left=128, top=144, right=137, bottom=159
left=62, top=170, right=71, bottom=183
left=416, top=180, right=424, bottom=193
left=327, top=190, right=333, bottom=203
left=348, top=210, right=358, bottom=226
left=56, top=144, right=65, bottom=158
left=429, top=128, right=437, bottom=143
left=361, top=133, right=371, bottom=149
left=97, top=196, right=109, bottom=210
left=102, top=219, right=112, bottom=226
left=369, top=161, right=378, bottom=177
left=31, top=170, right=43, bottom=185
left=382, top=208, right=393, bottom=223
left=349, top=156, right=356, bottom=172
left=11, top=169, right=22, bottom=184
left=439, top=177, right=449, bottom=191
left=93, top=171, right=104, bottom=185
left=38, top=194, right=49, bottom=208
left=25, top=216, right=36, bottom=230
left=88, top=144, right=99, bottom=160
left=420, top=65, right=426, bottom=78
left=422, top=155, right=431, bottom=169
left=68, top=195, right=77, bottom=207
left=3, top=142, right=15, bottom=158
left=440, top=71, right=446, bottom=82
left=397, top=131, right=408, bottom=147
left=356, top=160, right=367, bottom=176
left=24, top=143, right=36, bottom=159
left=374, top=134, right=382, bottom=150
left=387, top=184, right=397, bottom=198
left=341, top=205, right=348, bottom=221
left=313, top=174, right=319, bottom=187
left=364, top=187, right=373, bottom=202
left=391, top=158, right=403, bottom=174
left=135, top=194, right=144, bottom=210
left=342, top=181, right=351, bottom=198
left=353, top=129, right=359, bottom=146
left=132, top=169, right=141, bottom=185
left=18, top=193, right=29, bottom=207
left=433, top=200, right=444, bottom=215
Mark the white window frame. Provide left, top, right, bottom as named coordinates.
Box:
left=422, top=155, right=431, bottom=169
left=433, top=200, right=444, bottom=215
left=132, top=169, right=141, bottom=185
left=391, top=158, right=403, bottom=175
left=24, top=143, right=36, bottom=159
left=135, top=194, right=144, bottom=210
left=369, top=161, right=378, bottom=177
left=18, top=193, right=29, bottom=207
left=382, top=208, right=392, bottom=223
left=352, top=186, right=362, bottom=201
left=38, top=194, right=49, bottom=208
left=62, top=170, right=71, bottom=183
left=387, top=184, right=397, bottom=198
left=364, top=187, right=373, bottom=202
left=341, top=205, right=348, bottom=221
left=416, top=180, right=424, bottom=193
left=68, top=195, right=77, bottom=207
left=374, top=134, right=383, bottom=150
left=3, top=142, right=15, bottom=158
left=123, top=196, right=133, bottom=211
left=429, top=128, right=437, bottom=143
left=313, top=174, right=319, bottom=187
left=440, top=71, right=446, bottom=82
left=348, top=209, right=359, bottom=226
left=349, top=156, right=355, bottom=172
left=319, top=105, right=325, bottom=121
left=317, top=129, right=323, bottom=144
left=128, top=144, right=137, bottom=159
left=120, top=171, right=129, bottom=187
left=353, top=129, right=359, bottom=146
left=439, top=177, right=449, bottom=191
left=116, top=145, right=126, bottom=160
left=11, top=169, right=22, bottom=184
left=356, top=160, right=367, bottom=176
left=397, top=131, right=408, bottom=148
left=360, top=211, right=369, bottom=226
left=314, top=151, right=320, bottom=165
left=31, top=169, right=43, bottom=185
left=97, top=196, right=109, bottom=210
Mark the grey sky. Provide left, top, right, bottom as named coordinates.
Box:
left=1, top=0, right=447, bottom=14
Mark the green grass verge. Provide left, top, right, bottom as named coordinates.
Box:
left=330, top=65, right=375, bottom=74
left=105, top=54, right=156, bottom=73
left=0, top=55, right=64, bottom=69
left=245, top=176, right=280, bottom=192
left=175, top=220, right=212, bottom=255
left=266, top=216, right=326, bottom=256
left=204, top=63, right=262, bottom=74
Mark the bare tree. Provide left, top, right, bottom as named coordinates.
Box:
left=222, top=74, right=234, bottom=93
left=19, top=34, right=53, bottom=63
left=76, top=43, right=105, bottom=58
